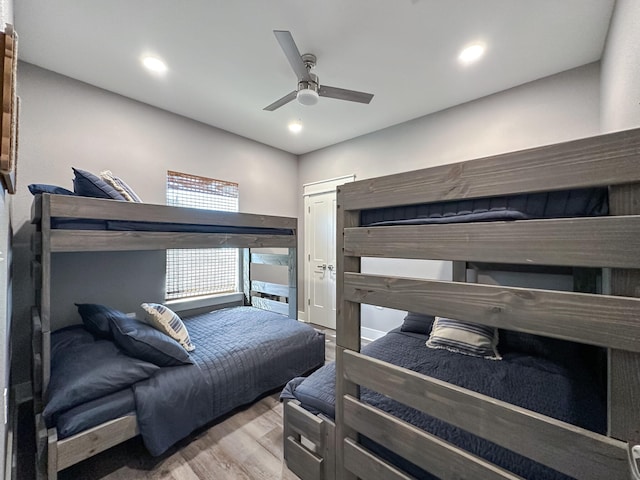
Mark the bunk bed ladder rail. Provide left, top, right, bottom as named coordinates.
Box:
left=242, top=248, right=298, bottom=319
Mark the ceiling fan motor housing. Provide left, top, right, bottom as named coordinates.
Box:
left=297, top=73, right=320, bottom=106
left=264, top=31, right=373, bottom=111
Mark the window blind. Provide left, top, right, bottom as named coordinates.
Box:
left=166, top=170, right=239, bottom=300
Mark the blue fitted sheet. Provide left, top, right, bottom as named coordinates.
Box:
left=360, top=187, right=608, bottom=226
left=281, top=329, right=605, bottom=480
left=51, top=218, right=294, bottom=236
left=50, top=307, right=325, bottom=454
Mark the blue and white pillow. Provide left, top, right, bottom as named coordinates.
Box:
left=426, top=317, right=501, bottom=360
left=72, top=168, right=126, bottom=200
left=141, top=303, right=195, bottom=352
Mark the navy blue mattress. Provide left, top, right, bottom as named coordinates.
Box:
left=51, top=218, right=294, bottom=236
left=50, top=306, right=325, bottom=455
left=360, top=187, right=608, bottom=226
left=281, top=329, right=605, bottom=480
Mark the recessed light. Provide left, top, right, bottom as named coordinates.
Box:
left=458, top=44, right=485, bottom=65
left=288, top=121, right=303, bottom=134
left=141, top=55, right=168, bottom=74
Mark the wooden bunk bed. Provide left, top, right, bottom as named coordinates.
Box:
left=283, top=127, right=640, bottom=480
left=30, top=193, right=324, bottom=479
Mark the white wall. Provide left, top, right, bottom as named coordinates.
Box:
left=601, top=0, right=640, bottom=132
left=298, top=62, right=602, bottom=334
left=11, top=62, right=298, bottom=383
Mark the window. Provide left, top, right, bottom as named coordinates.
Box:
left=165, top=170, right=239, bottom=300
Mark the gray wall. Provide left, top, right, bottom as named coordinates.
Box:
left=298, top=62, right=602, bottom=334
left=601, top=0, right=640, bottom=132
left=11, top=63, right=298, bottom=383
left=1, top=3, right=13, bottom=478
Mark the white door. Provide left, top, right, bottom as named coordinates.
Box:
left=306, top=190, right=337, bottom=329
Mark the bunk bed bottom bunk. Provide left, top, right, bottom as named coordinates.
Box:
left=42, top=306, right=325, bottom=475
left=281, top=324, right=605, bottom=480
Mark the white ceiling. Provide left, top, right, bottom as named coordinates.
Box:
left=15, top=0, right=615, bottom=155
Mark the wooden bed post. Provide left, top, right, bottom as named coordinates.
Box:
left=608, top=183, right=640, bottom=467
left=242, top=248, right=250, bottom=306
left=335, top=187, right=360, bottom=480
left=288, top=247, right=297, bottom=319
left=452, top=261, right=466, bottom=282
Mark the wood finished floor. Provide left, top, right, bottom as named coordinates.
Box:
left=57, top=325, right=337, bottom=480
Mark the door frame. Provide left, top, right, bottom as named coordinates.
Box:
left=303, top=175, right=355, bottom=325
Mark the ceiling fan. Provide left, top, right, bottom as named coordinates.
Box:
left=264, top=30, right=374, bottom=111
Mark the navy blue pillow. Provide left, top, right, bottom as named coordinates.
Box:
left=28, top=184, right=75, bottom=196
left=109, top=314, right=193, bottom=367
left=400, top=312, right=435, bottom=335
left=499, top=329, right=583, bottom=363
left=76, top=303, right=117, bottom=339
left=44, top=327, right=159, bottom=427
left=72, top=168, right=126, bottom=200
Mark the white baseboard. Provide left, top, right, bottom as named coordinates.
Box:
left=361, top=327, right=387, bottom=342
left=297, top=310, right=307, bottom=322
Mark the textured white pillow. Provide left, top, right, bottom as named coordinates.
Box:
left=100, top=170, right=143, bottom=202
left=141, top=303, right=195, bottom=352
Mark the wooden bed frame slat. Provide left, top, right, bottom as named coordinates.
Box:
left=344, top=215, right=640, bottom=268
left=250, top=280, right=289, bottom=298
left=44, top=194, right=297, bottom=229
left=344, top=273, right=640, bottom=351
left=285, top=400, right=325, bottom=446
left=250, top=252, right=290, bottom=266
left=284, top=400, right=337, bottom=480
left=49, top=230, right=296, bottom=252
left=339, top=127, right=640, bottom=210
left=343, top=438, right=414, bottom=480
left=285, top=436, right=324, bottom=480
left=343, top=399, right=523, bottom=480
left=55, top=415, right=139, bottom=471
left=343, top=350, right=629, bottom=480
left=249, top=296, right=289, bottom=316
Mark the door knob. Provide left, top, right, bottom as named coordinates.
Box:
left=327, top=265, right=334, bottom=271
left=317, top=264, right=327, bottom=270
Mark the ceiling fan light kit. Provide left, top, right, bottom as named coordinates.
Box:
left=297, top=88, right=319, bottom=106
left=264, top=30, right=374, bottom=111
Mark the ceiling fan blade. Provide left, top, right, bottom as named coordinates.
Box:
left=319, top=85, right=374, bottom=104
left=263, top=91, right=297, bottom=111
left=273, top=30, right=311, bottom=82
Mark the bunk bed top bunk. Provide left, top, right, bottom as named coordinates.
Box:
left=30, top=193, right=324, bottom=479
left=32, top=193, right=296, bottom=252
left=282, top=127, right=640, bottom=480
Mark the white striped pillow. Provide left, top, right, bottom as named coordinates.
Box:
left=141, top=303, right=195, bottom=352
left=100, top=170, right=143, bottom=202
left=426, top=317, right=501, bottom=360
